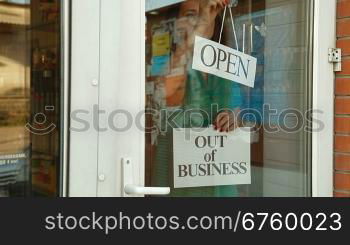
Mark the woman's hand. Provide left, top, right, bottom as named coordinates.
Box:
left=173, top=0, right=228, bottom=67
left=197, top=0, right=227, bottom=26
left=214, top=109, right=239, bottom=132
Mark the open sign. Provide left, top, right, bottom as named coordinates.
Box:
left=192, top=36, right=257, bottom=88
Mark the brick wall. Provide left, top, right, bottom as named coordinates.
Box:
left=335, top=0, right=350, bottom=197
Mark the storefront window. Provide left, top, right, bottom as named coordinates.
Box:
left=145, top=0, right=313, bottom=197
left=0, top=0, right=61, bottom=197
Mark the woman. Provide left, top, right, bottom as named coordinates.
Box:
left=151, top=0, right=242, bottom=197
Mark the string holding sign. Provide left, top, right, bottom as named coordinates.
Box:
left=218, top=6, right=239, bottom=51
left=191, top=5, right=257, bottom=88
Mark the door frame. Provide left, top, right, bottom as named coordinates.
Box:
left=312, top=0, right=336, bottom=197
left=68, top=0, right=146, bottom=197
left=69, top=0, right=101, bottom=197
left=67, top=0, right=336, bottom=197
left=60, top=0, right=71, bottom=197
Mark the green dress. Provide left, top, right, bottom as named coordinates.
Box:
left=151, top=69, right=242, bottom=197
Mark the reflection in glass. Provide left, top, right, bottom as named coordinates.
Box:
left=145, top=0, right=312, bottom=197
left=0, top=0, right=61, bottom=197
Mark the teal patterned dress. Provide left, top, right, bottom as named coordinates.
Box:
left=151, top=69, right=242, bottom=197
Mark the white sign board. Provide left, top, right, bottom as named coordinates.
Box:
left=146, top=0, right=185, bottom=12
left=192, top=36, right=257, bottom=88
left=173, top=127, right=251, bottom=188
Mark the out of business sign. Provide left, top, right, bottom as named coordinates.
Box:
left=173, top=127, right=251, bottom=188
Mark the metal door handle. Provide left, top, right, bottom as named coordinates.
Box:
left=122, top=158, right=170, bottom=196
left=124, top=185, right=170, bottom=195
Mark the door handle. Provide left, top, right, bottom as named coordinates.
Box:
left=122, top=158, right=170, bottom=196
left=124, top=185, right=170, bottom=195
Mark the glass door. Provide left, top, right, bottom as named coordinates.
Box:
left=72, top=0, right=334, bottom=197
left=143, top=0, right=313, bottom=197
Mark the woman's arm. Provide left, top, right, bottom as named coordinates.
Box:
left=171, top=0, right=227, bottom=69
left=213, top=82, right=242, bottom=132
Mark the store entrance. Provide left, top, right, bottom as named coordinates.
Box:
left=68, top=0, right=337, bottom=197
left=143, top=0, right=313, bottom=197
left=68, top=0, right=317, bottom=197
